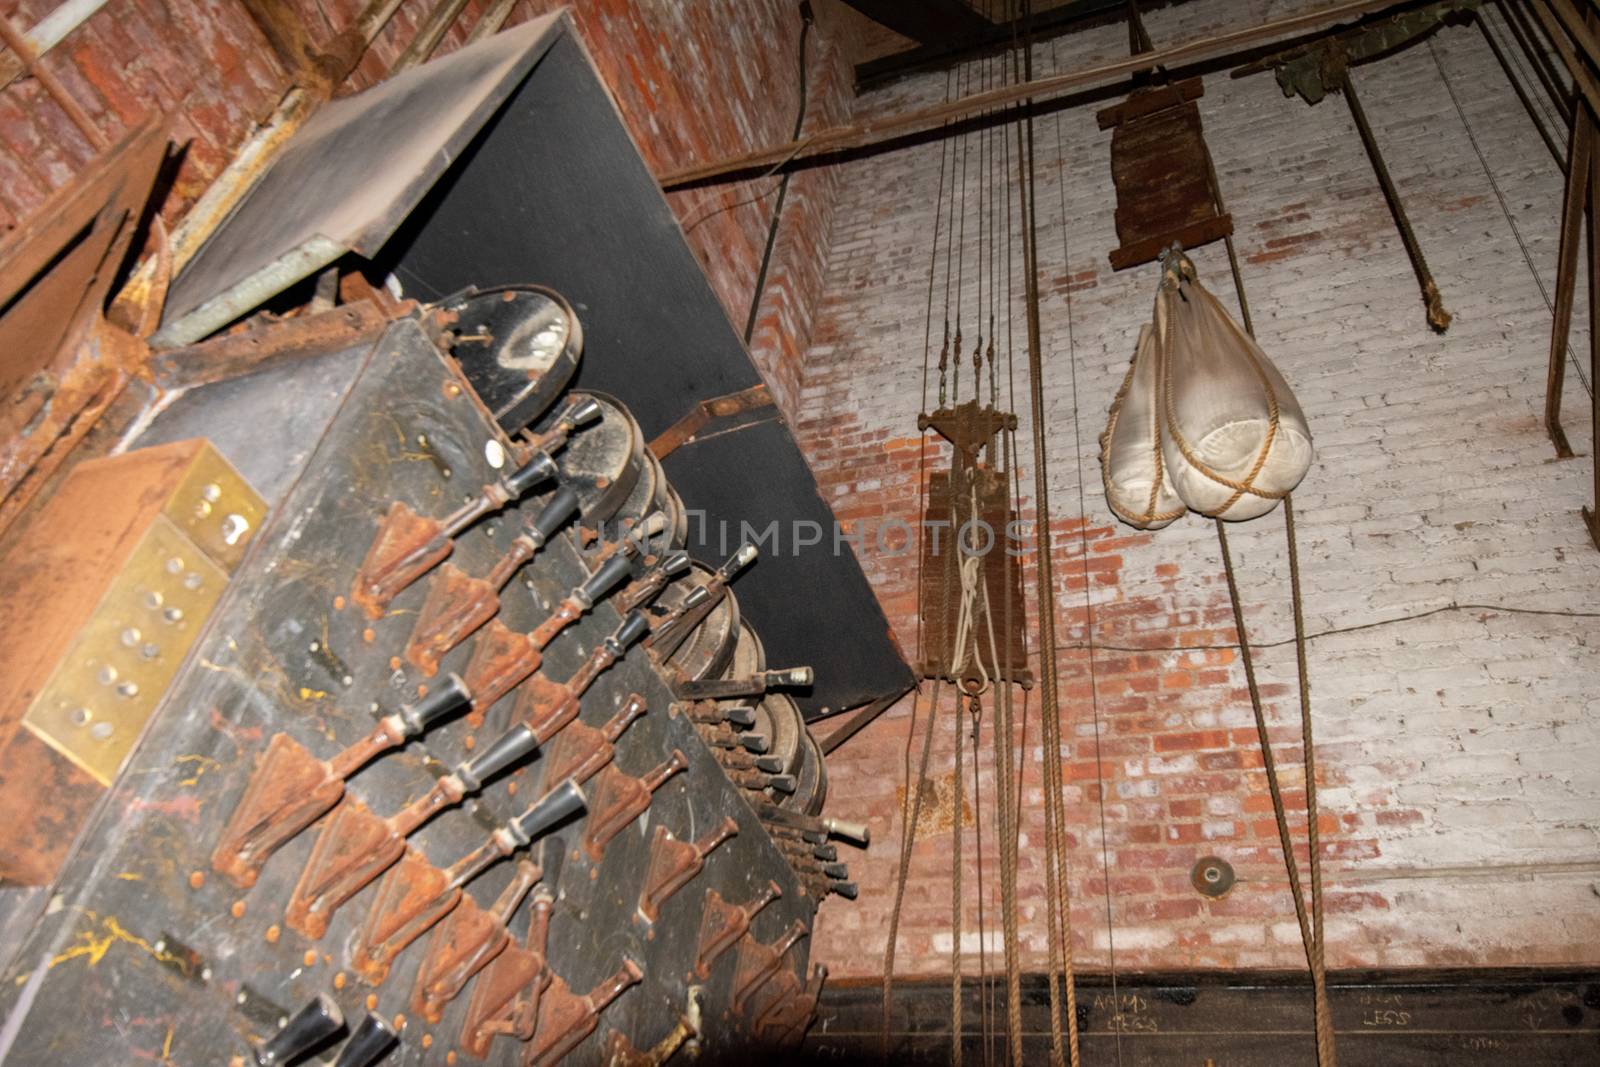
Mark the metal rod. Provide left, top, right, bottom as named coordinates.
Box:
left=0, top=0, right=111, bottom=91
left=1339, top=67, right=1450, bottom=332
left=389, top=0, right=475, bottom=74
left=1502, top=0, right=1576, bottom=126
left=1477, top=11, right=1566, bottom=171
left=818, top=686, right=912, bottom=756
left=1528, top=0, right=1600, bottom=120
left=0, top=9, right=107, bottom=150
left=1586, top=118, right=1600, bottom=549
left=1544, top=91, right=1588, bottom=458
left=659, top=0, right=1412, bottom=188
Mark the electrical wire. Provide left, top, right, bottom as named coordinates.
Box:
left=1046, top=600, right=1600, bottom=655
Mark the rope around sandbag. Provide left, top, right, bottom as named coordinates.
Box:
left=1157, top=255, right=1287, bottom=517
left=1097, top=345, right=1186, bottom=528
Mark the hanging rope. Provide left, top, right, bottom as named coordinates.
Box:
left=1048, top=32, right=1122, bottom=1065
left=1215, top=520, right=1335, bottom=1063
left=888, top=60, right=959, bottom=1059
left=1014, top=16, right=1080, bottom=1063
left=1197, top=89, right=1336, bottom=1067
left=883, top=678, right=941, bottom=1057
left=952, top=685, right=966, bottom=1067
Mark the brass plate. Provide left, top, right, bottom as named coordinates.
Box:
left=163, top=445, right=266, bottom=571
left=24, top=516, right=226, bottom=785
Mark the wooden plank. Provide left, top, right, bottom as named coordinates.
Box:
left=812, top=970, right=1600, bottom=1065
left=839, top=0, right=990, bottom=45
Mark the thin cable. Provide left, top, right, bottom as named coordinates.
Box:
left=1043, top=600, right=1600, bottom=654
left=743, top=6, right=812, bottom=344
left=1016, top=9, right=1079, bottom=1062
left=1427, top=33, right=1591, bottom=396
left=1285, top=495, right=1337, bottom=1063
left=889, top=63, right=959, bottom=1059
left=883, top=681, right=940, bottom=1055
left=1049, top=32, right=1116, bottom=1067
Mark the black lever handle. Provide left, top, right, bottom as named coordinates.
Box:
left=578, top=552, right=634, bottom=607
left=401, top=673, right=471, bottom=734
left=610, top=610, right=650, bottom=653
left=511, top=778, right=585, bottom=842
left=530, top=485, right=581, bottom=545
left=255, top=994, right=344, bottom=1066
left=457, top=723, right=538, bottom=791
left=332, top=1012, right=398, bottom=1067
left=502, top=451, right=558, bottom=498
left=561, top=395, right=603, bottom=429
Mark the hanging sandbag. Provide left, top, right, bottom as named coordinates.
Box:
left=1099, top=322, right=1185, bottom=530
left=1154, top=253, right=1312, bottom=521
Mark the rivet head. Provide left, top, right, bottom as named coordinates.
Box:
left=201, top=483, right=222, bottom=502
left=120, top=628, right=141, bottom=647
left=90, top=722, right=113, bottom=741
left=1190, top=855, right=1235, bottom=898
left=221, top=514, right=249, bottom=545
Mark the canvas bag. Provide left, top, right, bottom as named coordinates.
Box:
left=1101, top=252, right=1313, bottom=525
left=1099, top=321, right=1186, bottom=529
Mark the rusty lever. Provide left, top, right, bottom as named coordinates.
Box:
left=210, top=676, right=470, bottom=888
left=404, top=484, right=581, bottom=673
left=352, top=450, right=562, bottom=616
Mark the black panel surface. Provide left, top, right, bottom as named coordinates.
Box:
left=0, top=320, right=814, bottom=1065
left=372, top=32, right=913, bottom=718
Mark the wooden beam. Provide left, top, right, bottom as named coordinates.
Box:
left=839, top=0, right=990, bottom=45
left=818, top=685, right=912, bottom=756
left=855, top=0, right=1139, bottom=90
left=660, top=0, right=1413, bottom=188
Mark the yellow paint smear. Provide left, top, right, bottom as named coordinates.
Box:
left=175, top=753, right=220, bottom=787
left=13, top=912, right=183, bottom=986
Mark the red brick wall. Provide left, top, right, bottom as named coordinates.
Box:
left=0, top=0, right=850, bottom=415
left=801, top=0, right=1600, bottom=981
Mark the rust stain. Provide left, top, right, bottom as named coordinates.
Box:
left=127, top=793, right=202, bottom=822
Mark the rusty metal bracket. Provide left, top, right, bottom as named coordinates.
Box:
left=410, top=862, right=541, bottom=1024
left=730, top=919, right=808, bottom=1016
left=693, top=881, right=781, bottom=980
left=537, top=694, right=647, bottom=795
left=647, top=383, right=774, bottom=460
left=581, top=751, right=688, bottom=862
left=635, top=816, right=738, bottom=925
left=458, top=889, right=554, bottom=1058
left=523, top=958, right=644, bottom=1067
